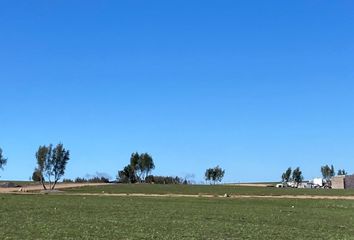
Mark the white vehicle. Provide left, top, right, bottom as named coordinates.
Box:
left=312, top=178, right=324, bottom=188
left=310, top=178, right=331, bottom=189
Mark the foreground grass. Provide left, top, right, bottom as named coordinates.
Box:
left=66, top=184, right=354, bottom=196
left=0, top=194, right=354, bottom=239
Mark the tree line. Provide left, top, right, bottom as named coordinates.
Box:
left=1, top=145, right=227, bottom=189
left=3, top=142, right=352, bottom=189
left=116, top=152, right=226, bottom=184
left=281, top=164, right=348, bottom=187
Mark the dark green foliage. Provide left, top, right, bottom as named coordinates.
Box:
left=62, top=178, right=74, bottom=183
left=35, top=145, right=50, bottom=189
left=292, top=167, right=303, bottom=187
left=117, top=152, right=155, bottom=183
left=205, top=165, right=225, bottom=184
left=35, top=143, right=70, bottom=190
left=73, top=177, right=109, bottom=183
left=51, top=144, right=70, bottom=187
left=0, top=148, right=7, bottom=175
left=139, top=153, right=155, bottom=180
left=281, top=167, right=292, bottom=182
left=337, top=169, right=347, bottom=175
left=74, top=177, right=87, bottom=183
left=31, top=168, right=43, bottom=182
left=87, top=177, right=109, bottom=183
left=117, top=164, right=137, bottom=183
left=145, top=175, right=183, bottom=184
left=130, top=152, right=140, bottom=174
left=321, top=164, right=335, bottom=180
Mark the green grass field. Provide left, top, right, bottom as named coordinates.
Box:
left=66, top=183, right=354, bottom=196
left=1, top=194, right=354, bottom=239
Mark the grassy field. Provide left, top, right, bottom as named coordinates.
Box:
left=65, top=183, right=354, bottom=196
left=1, top=194, right=354, bottom=239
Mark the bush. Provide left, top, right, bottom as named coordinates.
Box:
left=62, top=178, right=74, bottom=183
left=74, top=177, right=109, bottom=183
left=75, top=177, right=87, bottom=183
left=145, top=175, right=184, bottom=184
left=88, top=177, right=110, bottom=183
left=32, top=169, right=42, bottom=182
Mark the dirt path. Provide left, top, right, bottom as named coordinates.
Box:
left=5, top=190, right=354, bottom=200
left=0, top=182, right=109, bottom=193
left=2, top=183, right=354, bottom=200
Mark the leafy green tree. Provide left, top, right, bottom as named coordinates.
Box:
left=32, top=168, right=43, bottom=182
left=292, top=167, right=303, bottom=187
left=117, top=164, right=136, bottom=183
left=321, top=164, right=335, bottom=181
left=205, top=168, right=214, bottom=184
left=130, top=152, right=140, bottom=173
left=117, top=152, right=155, bottom=183
left=140, top=153, right=155, bottom=181
left=35, top=145, right=50, bottom=189
left=281, top=167, right=292, bottom=182
left=337, top=169, right=347, bottom=175
left=0, top=148, right=7, bottom=178
left=205, top=165, right=225, bottom=184
left=35, top=143, right=70, bottom=190
left=50, top=144, right=70, bottom=189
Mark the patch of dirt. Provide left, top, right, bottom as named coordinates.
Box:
left=0, top=182, right=110, bottom=193
left=35, top=192, right=354, bottom=200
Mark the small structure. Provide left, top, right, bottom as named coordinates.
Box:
left=330, top=175, right=354, bottom=189
left=331, top=175, right=345, bottom=189
left=344, top=175, right=354, bottom=189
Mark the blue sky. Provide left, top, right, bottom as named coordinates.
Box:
left=1, top=0, right=353, bottom=183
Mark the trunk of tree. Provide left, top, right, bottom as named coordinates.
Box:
left=52, top=179, right=59, bottom=190
left=40, top=176, right=47, bottom=190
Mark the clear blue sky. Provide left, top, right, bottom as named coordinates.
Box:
left=1, top=0, right=353, bottom=183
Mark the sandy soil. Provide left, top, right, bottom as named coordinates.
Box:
left=0, top=182, right=109, bottom=193
left=4, top=190, right=354, bottom=200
